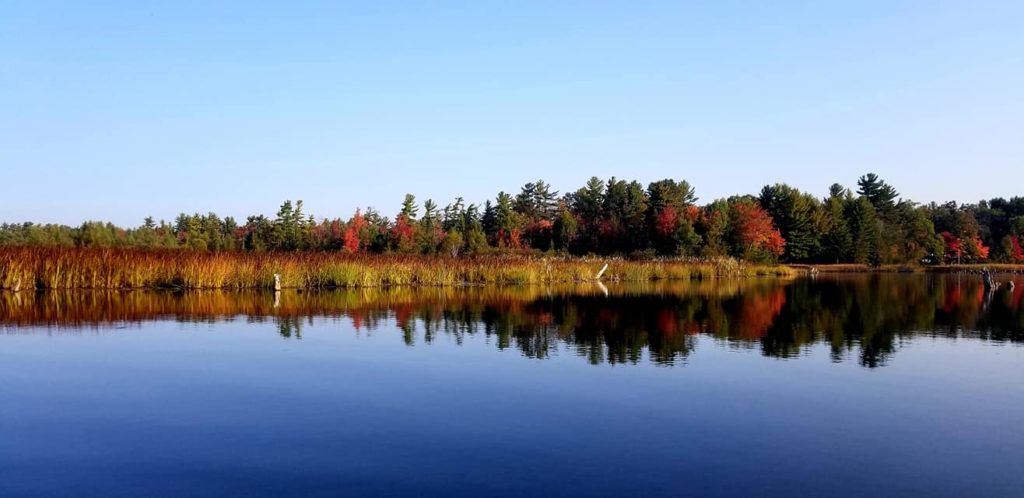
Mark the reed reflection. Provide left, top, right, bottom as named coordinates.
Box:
left=2, top=275, right=1021, bottom=367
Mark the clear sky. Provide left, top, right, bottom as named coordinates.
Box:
left=2, top=1, right=1022, bottom=226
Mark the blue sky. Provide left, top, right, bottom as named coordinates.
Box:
left=2, top=1, right=1022, bottom=225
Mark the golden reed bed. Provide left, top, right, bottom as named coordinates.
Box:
left=0, top=247, right=794, bottom=290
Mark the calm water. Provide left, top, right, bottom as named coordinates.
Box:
left=2, top=275, right=1023, bottom=497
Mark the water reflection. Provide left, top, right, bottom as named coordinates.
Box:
left=2, top=275, right=1021, bottom=367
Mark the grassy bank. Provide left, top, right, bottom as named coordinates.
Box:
left=789, top=264, right=1024, bottom=274
left=0, top=247, right=795, bottom=290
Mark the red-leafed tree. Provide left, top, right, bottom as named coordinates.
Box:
left=941, top=231, right=962, bottom=262
left=730, top=198, right=786, bottom=261
left=967, top=236, right=989, bottom=261
left=942, top=231, right=988, bottom=263
left=655, top=207, right=678, bottom=237
left=391, top=214, right=417, bottom=253
left=507, top=228, right=524, bottom=251
left=343, top=209, right=366, bottom=254
left=1012, top=236, right=1024, bottom=263
left=495, top=228, right=524, bottom=250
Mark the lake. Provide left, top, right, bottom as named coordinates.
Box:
left=2, top=274, right=1022, bottom=497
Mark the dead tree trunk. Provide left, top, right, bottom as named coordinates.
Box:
left=982, top=268, right=998, bottom=291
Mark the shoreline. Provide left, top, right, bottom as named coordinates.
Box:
left=1, top=247, right=793, bottom=290
left=791, top=264, right=1024, bottom=274
left=2, top=247, right=1022, bottom=291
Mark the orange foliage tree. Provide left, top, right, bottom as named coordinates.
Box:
left=343, top=209, right=367, bottom=254
left=1011, top=236, right=1024, bottom=263
left=730, top=199, right=785, bottom=261
left=942, top=231, right=989, bottom=263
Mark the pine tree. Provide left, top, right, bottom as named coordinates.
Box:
left=848, top=197, right=881, bottom=265
left=758, top=183, right=819, bottom=262
left=400, top=194, right=419, bottom=220
left=647, top=179, right=697, bottom=256
left=493, top=192, right=519, bottom=248
left=568, top=177, right=605, bottom=253
left=857, top=173, right=899, bottom=215
left=418, top=199, right=442, bottom=253
left=822, top=185, right=853, bottom=262
left=481, top=200, right=497, bottom=241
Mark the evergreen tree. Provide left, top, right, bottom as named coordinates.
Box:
left=493, top=192, right=520, bottom=248
left=400, top=194, right=419, bottom=220
left=647, top=179, right=697, bottom=256
left=273, top=200, right=305, bottom=250
left=603, top=178, right=649, bottom=253
left=697, top=200, right=730, bottom=257
left=758, top=183, right=819, bottom=262
left=568, top=177, right=606, bottom=252
left=418, top=199, right=442, bottom=253
left=848, top=197, right=881, bottom=265
left=513, top=182, right=539, bottom=220
left=533, top=180, right=559, bottom=220
left=443, top=197, right=465, bottom=232
left=463, top=203, right=480, bottom=233
left=481, top=200, right=497, bottom=241
left=822, top=185, right=853, bottom=263
left=857, top=173, right=899, bottom=215
left=464, top=221, right=488, bottom=255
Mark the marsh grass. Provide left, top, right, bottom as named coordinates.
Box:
left=789, top=263, right=1024, bottom=274
left=0, top=247, right=796, bottom=290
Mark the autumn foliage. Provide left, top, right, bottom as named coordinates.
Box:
left=3, top=173, right=1024, bottom=265
left=0, top=246, right=795, bottom=291
left=342, top=209, right=366, bottom=254
left=731, top=200, right=785, bottom=260
left=1010, top=236, right=1024, bottom=263
left=942, top=231, right=989, bottom=263
left=655, top=208, right=679, bottom=237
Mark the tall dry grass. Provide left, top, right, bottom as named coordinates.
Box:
left=0, top=247, right=795, bottom=290
left=788, top=263, right=1024, bottom=274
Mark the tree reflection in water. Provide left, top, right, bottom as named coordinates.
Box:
left=2, top=275, right=1021, bottom=367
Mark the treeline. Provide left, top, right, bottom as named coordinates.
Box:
left=2, top=173, right=1023, bottom=264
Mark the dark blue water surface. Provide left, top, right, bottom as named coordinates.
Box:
left=2, top=275, right=1023, bottom=497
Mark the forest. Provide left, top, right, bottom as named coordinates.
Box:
left=3, top=173, right=1023, bottom=265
